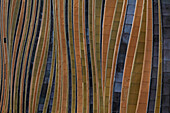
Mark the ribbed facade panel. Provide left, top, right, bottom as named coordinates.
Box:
left=0, top=0, right=169, bottom=113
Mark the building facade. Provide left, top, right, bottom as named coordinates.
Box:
left=0, top=0, right=170, bottom=113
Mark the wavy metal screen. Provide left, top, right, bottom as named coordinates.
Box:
left=0, top=0, right=170, bottom=113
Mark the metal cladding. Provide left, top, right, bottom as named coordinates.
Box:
left=0, top=0, right=170, bottom=113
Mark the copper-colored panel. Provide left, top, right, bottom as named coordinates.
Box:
left=102, top=0, right=117, bottom=92
left=108, top=0, right=128, bottom=113
left=126, top=1, right=146, bottom=111
left=12, top=1, right=26, bottom=112
left=104, top=0, right=124, bottom=112
left=31, top=0, right=50, bottom=113
left=73, top=0, right=83, bottom=112
left=120, top=0, right=145, bottom=112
